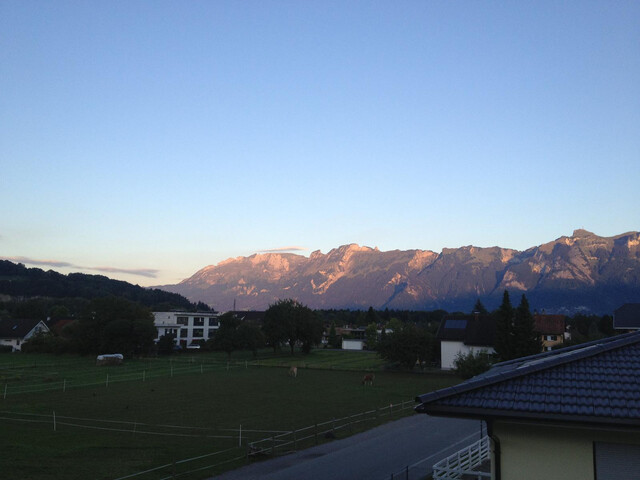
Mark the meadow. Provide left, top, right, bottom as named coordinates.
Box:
left=0, top=350, right=459, bottom=480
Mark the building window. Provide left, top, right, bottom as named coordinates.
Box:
left=209, top=318, right=219, bottom=327
left=177, top=317, right=188, bottom=326
left=193, top=317, right=204, bottom=326
left=179, top=329, right=188, bottom=338
left=192, top=328, right=204, bottom=338
left=546, top=335, right=557, bottom=341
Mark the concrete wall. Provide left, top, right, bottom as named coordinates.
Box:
left=493, top=420, right=640, bottom=480
left=440, top=341, right=495, bottom=370
left=342, top=339, right=364, bottom=350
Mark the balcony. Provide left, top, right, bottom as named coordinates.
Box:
left=432, top=436, right=491, bottom=479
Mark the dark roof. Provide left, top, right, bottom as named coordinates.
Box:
left=614, top=303, right=640, bottom=329
left=533, top=314, right=565, bottom=335
left=437, top=314, right=495, bottom=347
left=0, top=318, right=45, bottom=338
left=415, top=332, right=640, bottom=427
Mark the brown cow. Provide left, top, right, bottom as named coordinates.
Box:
left=362, top=373, right=375, bottom=386
left=289, top=366, right=298, bottom=378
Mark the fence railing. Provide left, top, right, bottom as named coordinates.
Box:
left=246, top=400, right=416, bottom=459
left=432, top=435, right=491, bottom=479
left=1, top=399, right=417, bottom=479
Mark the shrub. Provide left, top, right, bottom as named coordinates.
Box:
left=453, top=350, right=493, bottom=379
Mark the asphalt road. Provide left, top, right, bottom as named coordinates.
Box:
left=210, top=414, right=482, bottom=480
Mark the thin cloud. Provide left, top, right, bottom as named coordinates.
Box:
left=89, top=266, right=159, bottom=278
left=257, top=246, right=307, bottom=253
left=1, top=256, right=159, bottom=279
left=2, top=256, right=76, bottom=268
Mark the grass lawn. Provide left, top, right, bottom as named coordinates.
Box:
left=0, top=352, right=460, bottom=479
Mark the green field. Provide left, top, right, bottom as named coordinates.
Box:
left=0, top=352, right=459, bottom=480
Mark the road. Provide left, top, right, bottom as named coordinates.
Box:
left=210, top=415, right=482, bottom=480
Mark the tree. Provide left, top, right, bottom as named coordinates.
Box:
left=236, top=323, right=265, bottom=357
left=377, top=323, right=434, bottom=370
left=513, top=294, right=541, bottom=357
left=157, top=333, right=176, bottom=356
left=263, top=299, right=321, bottom=355
left=328, top=321, right=340, bottom=349
left=453, top=350, right=493, bottom=379
left=472, top=299, right=488, bottom=315
left=212, top=312, right=241, bottom=359
left=365, top=323, right=378, bottom=351
left=494, top=290, right=515, bottom=361
left=68, top=296, right=156, bottom=356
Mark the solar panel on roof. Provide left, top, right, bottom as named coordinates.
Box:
left=445, top=319, right=467, bottom=329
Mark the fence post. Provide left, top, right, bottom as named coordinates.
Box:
left=405, top=465, right=409, bottom=479
left=271, top=436, right=275, bottom=456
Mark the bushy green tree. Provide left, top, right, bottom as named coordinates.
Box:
left=328, top=321, right=340, bottom=349
left=263, top=299, right=322, bottom=355
left=453, top=350, right=493, bottom=379
left=69, top=297, right=156, bottom=356
left=377, top=323, right=437, bottom=370
left=365, top=323, right=378, bottom=351
left=212, top=312, right=241, bottom=359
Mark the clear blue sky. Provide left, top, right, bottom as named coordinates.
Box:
left=1, top=1, right=639, bottom=286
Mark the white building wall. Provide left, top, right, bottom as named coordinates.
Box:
left=342, top=339, right=365, bottom=350
left=440, top=340, right=495, bottom=370
left=153, top=312, right=220, bottom=347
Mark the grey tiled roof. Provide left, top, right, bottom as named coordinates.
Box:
left=416, top=332, right=640, bottom=426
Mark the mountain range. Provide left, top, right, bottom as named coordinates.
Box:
left=159, top=230, right=640, bottom=314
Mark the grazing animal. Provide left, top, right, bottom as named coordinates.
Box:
left=362, top=373, right=375, bottom=386
left=289, top=366, right=298, bottom=378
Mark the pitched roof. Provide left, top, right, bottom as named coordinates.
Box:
left=0, top=318, right=46, bottom=338
left=614, top=303, right=640, bottom=329
left=533, top=314, right=565, bottom=335
left=437, top=314, right=495, bottom=347
left=415, top=332, right=640, bottom=427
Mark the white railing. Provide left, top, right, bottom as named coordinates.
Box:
left=432, top=435, right=491, bottom=479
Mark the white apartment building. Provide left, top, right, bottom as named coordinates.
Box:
left=153, top=311, right=220, bottom=347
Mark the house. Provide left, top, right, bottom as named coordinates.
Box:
left=533, top=314, right=565, bottom=351
left=415, top=332, right=640, bottom=480
left=0, top=318, right=51, bottom=352
left=613, top=303, right=640, bottom=331
left=437, top=314, right=495, bottom=370
left=153, top=311, right=220, bottom=348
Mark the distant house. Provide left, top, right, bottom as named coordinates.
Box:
left=533, top=314, right=565, bottom=351
left=152, top=311, right=220, bottom=348
left=437, top=314, right=495, bottom=370
left=415, top=332, right=640, bottom=480
left=613, top=303, right=640, bottom=331
left=0, top=319, right=51, bottom=352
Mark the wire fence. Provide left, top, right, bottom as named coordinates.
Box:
left=1, top=398, right=417, bottom=479
left=1, top=359, right=252, bottom=398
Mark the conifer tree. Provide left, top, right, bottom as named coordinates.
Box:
left=494, top=290, right=515, bottom=361
left=513, top=294, right=541, bottom=357
left=473, top=298, right=488, bottom=315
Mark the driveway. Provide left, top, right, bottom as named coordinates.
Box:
left=211, top=414, right=482, bottom=480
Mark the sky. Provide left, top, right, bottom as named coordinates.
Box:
left=1, top=1, right=639, bottom=287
